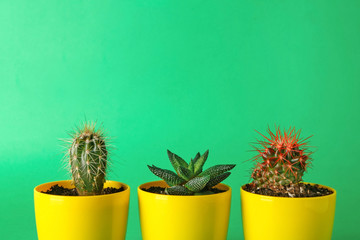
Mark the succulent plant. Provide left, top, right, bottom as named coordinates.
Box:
left=250, top=126, right=313, bottom=192
left=65, top=122, right=109, bottom=196
left=148, top=150, right=235, bottom=195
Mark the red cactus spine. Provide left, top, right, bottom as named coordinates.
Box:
left=251, top=126, right=313, bottom=192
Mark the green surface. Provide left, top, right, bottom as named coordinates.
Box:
left=0, top=1, right=359, bottom=239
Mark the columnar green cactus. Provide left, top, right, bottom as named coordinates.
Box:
left=250, top=126, right=312, bottom=192
left=67, top=122, right=108, bottom=196
left=148, top=150, right=235, bottom=195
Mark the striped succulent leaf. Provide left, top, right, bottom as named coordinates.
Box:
left=199, top=164, right=236, bottom=178
left=193, top=150, right=209, bottom=175
left=165, top=185, right=192, bottom=195
left=188, top=152, right=199, bottom=173
left=185, top=175, right=210, bottom=192
left=177, top=165, right=193, bottom=180
left=167, top=150, right=188, bottom=170
left=147, top=165, right=185, bottom=186
left=206, top=172, right=231, bottom=188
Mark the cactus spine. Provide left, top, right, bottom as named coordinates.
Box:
left=68, top=122, right=108, bottom=196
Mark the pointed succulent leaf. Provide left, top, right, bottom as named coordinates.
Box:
left=188, top=159, right=194, bottom=173
left=192, top=152, right=201, bottom=164
left=177, top=165, right=193, bottom=180
left=188, top=152, right=200, bottom=173
left=199, top=164, right=236, bottom=178
left=185, top=175, right=211, bottom=192
left=193, top=150, right=209, bottom=175
left=165, top=185, right=193, bottom=195
left=167, top=150, right=188, bottom=171
left=147, top=165, right=185, bottom=186
left=206, top=172, right=231, bottom=188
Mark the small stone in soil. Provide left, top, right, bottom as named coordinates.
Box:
left=141, top=186, right=226, bottom=195
left=243, top=183, right=333, bottom=198
left=42, top=184, right=124, bottom=196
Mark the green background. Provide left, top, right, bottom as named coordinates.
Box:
left=1, top=1, right=359, bottom=239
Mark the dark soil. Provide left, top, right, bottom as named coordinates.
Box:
left=142, top=186, right=226, bottom=195
left=210, top=188, right=227, bottom=194
left=143, top=186, right=167, bottom=194
left=42, top=184, right=125, bottom=196
left=243, top=183, right=333, bottom=198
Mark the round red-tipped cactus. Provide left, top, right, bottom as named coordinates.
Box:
left=250, top=126, right=313, bottom=192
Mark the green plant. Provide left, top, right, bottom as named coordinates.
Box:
left=148, top=150, right=235, bottom=195
left=64, top=122, right=109, bottom=196
left=250, top=126, right=313, bottom=192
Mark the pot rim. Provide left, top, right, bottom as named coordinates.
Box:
left=138, top=180, right=231, bottom=198
left=34, top=180, right=130, bottom=199
left=240, top=182, right=336, bottom=200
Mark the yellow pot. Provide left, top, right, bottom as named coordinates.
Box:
left=240, top=183, right=336, bottom=240
left=138, top=180, right=232, bottom=240
left=34, top=180, right=130, bottom=240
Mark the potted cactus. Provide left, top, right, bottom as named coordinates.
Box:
left=34, top=122, right=130, bottom=240
left=241, top=126, right=336, bottom=240
left=138, top=149, right=236, bottom=240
